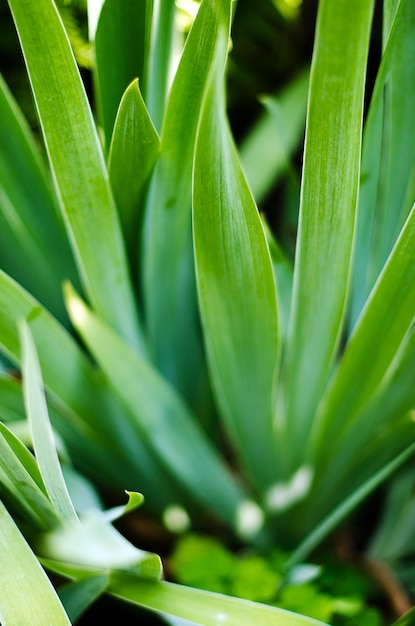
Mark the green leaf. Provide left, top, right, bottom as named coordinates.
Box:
left=0, top=420, right=44, bottom=492
left=143, top=0, right=231, bottom=411
left=391, top=608, right=415, bottom=626
left=239, top=69, right=309, bottom=206
left=0, top=422, right=59, bottom=530
left=349, top=0, right=415, bottom=326
left=262, top=217, right=293, bottom=343
left=7, top=0, right=145, bottom=353
left=94, top=0, right=153, bottom=146
left=107, top=574, right=329, bottom=626
left=0, top=499, right=71, bottom=626
left=0, top=374, right=26, bottom=423
left=193, top=3, right=279, bottom=492
left=0, top=272, right=184, bottom=512
left=58, top=574, right=109, bottom=623
left=108, top=78, right=160, bottom=261
left=286, top=440, right=415, bottom=568
left=368, top=0, right=415, bottom=289
left=0, top=74, right=79, bottom=323
left=65, top=286, right=249, bottom=530
left=19, top=319, right=79, bottom=525
left=145, top=0, right=176, bottom=131
left=280, top=0, right=376, bottom=462
left=312, top=201, right=415, bottom=457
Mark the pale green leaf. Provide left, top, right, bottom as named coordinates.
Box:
left=280, top=0, right=375, bottom=462
left=108, top=78, right=160, bottom=260
left=7, top=0, right=145, bottom=353
left=0, top=500, right=71, bottom=626
left=19, top=320, right=79, bottom=525
left=193, top=9, right=279, bottom=490
left=39, top=509, right=162, bottom=578
left=107, top=574, right=329, bottom=626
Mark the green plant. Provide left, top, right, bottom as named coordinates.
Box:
left=1, top=0, right=415, bottom=622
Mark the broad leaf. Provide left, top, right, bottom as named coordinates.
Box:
left=193, top=6, right=279, bottom=491
left=142, top=0, right=230, bottom=413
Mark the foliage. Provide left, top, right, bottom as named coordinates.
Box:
left=1, top=0, right=415, bottom=622
left=170, top=534, right=384, bottom=625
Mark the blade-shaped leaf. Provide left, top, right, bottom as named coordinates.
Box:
left=280, top=0, right=375, bottom=462
left=7, top=0, right=145, bottom=353
left=145, top=0, right=175, bottom=132
left=193, top=9, right=279, bottom=491
left=239, top=69, right=309, bottom=206
left=0, top=374, right=25, bottom=423
left=349, top=0, right=415, bottom=326
left=0, top=422, right=59, bottom=530
left=58, top=574, right=109, bottom=624
left=19, top=319, right=79, bottom=525
left=94, top=0, right=153, bottom=146
left=391, top=607, right=415, bottom=626
left=107, top=574, right=329, bottom=626
left=0, top=271, right=186, bottom=512
left=142, top=0, right=231, bottom=412
left=286, top=440, right=415, bottom=568
left=369, top=0, right=415, bottom=287
left=0, top=74, right=79, bottom=322
left=312, top=201, right=415, bottom=458
left=65, top=286, right=250, bottom=531
left=0, top=499, right=71, bottom=626
left=108, top=78, right=160, bottom=261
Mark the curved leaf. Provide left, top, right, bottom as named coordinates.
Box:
left=193, top=11, right=279, bottom=491
left=0, top=500, right=71, bottom=626
left=280, top=0, right=375, bottom=463
left=108, top=79, right=159, bottom=261
left=7, top=0, right=145, bottom=352
left=65, top=285, right=249, bottom=529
